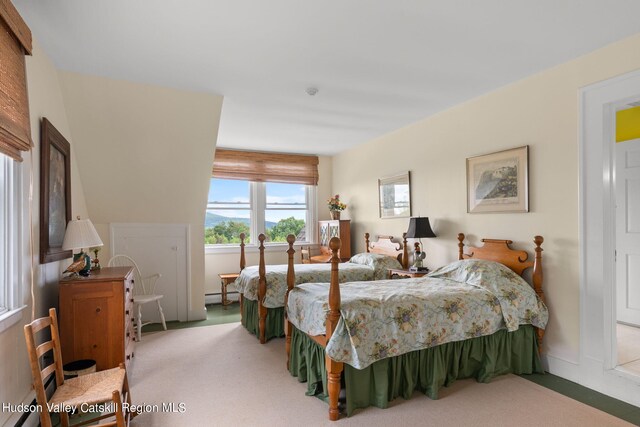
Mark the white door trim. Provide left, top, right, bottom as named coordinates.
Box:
left=579, top=68, right=640, bottom=406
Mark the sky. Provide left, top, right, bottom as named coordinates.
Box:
left=207, top=179, right=306, bottom=222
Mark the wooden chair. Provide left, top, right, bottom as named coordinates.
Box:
left=23, top=308, right=137, bottom=427
left=300, top=246, right=312, bottom=264
left=108, top=254, right=167, bottom=341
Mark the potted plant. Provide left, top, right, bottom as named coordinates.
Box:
left=327, top=194, right=347, bottom=220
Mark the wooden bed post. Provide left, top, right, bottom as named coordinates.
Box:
left=239, top=233, right=246, bottom=318
left=239, top=233, right=246, bottom=271
left=402, top=233, right=409, bottom=269
left=285, top=234, right=296, bottom=368
left=257, top=234, right=267, bottom=344
left=457, top=233, right=465, bottom=260
left=326, top=237, right=343, bottom=421
left=532, top=235, right=545, bottom=352
left=365, top=232, right=370, bottom=253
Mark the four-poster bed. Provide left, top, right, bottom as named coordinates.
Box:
left=285, top=233, right=548, bottom=420
left=235, top=232, right=409, bottom=343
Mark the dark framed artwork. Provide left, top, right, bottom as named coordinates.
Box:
left=40, top=117, right=72, bottom=263
left=466, top=145, right=529, bottom=213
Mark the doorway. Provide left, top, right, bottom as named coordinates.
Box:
left=614, top=106, right=640, bottom=375
left=579, top=69, right=640, bottom=407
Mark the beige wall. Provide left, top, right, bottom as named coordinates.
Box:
left=332, top=33, right=640, bottom=364
left=204, top=156, right=334, bottom=297
left=57, top=72, right=223, bottom=320
left=0, top=41, right=89, bottom=425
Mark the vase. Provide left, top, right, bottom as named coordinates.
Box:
left=330, top=210, right=341, bottom=220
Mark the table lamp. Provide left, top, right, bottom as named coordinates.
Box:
left=62, top=216, right=103, bottom=276
left=405, top=217, right=436, bottom=272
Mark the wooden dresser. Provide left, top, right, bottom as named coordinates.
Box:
left=59, top=267, right=136, bottom=371
left=310, top=220, right=352, bottom=263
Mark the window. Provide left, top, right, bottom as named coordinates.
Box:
left=205, top=178, right=315, bottom=246
left=0, top=153, right=21, bottom=317
left=205, top=178, right=251, bottom=245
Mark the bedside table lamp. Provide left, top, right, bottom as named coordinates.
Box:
left=405, top=217, right=436, bottom=272
left=62, top=216, right=103, bottom=277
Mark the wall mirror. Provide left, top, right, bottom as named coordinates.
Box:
left=378, top=171, right=411, bottom=218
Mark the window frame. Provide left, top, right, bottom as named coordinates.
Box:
left=0, top=154, right=26, bottom=334
left=205, top=179, right=317, bottom=253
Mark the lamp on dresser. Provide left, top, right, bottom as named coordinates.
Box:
left=61, top=216, right=103, bottom=276
left=405, top=216, right=436, bottom=272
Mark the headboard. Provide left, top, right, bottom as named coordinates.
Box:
left=365, top=233, right=409, bottom=269
left=457, top=232, right=545, bottom=351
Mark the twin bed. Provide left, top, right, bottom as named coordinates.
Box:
left=234, top=232, right=409, bottom=343
left=233, top=232, right=548, bottom=421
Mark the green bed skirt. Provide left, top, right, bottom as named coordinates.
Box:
left=240, top=298, right=285, bottom=341
left=288, top=325, right=543, bottom=416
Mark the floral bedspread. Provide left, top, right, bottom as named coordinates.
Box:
left=286, top=259, right=548, bottom=369
left=234, top=253, right=402, bottom=308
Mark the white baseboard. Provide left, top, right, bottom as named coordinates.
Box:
left=543, top=353, right=582, bottom=383
left=544, top=353, right=640, bottom=408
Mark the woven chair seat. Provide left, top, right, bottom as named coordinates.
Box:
left=49, top=367, right=125, bottom=408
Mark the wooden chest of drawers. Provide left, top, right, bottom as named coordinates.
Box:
left=59, top=267, right=136, bottom=371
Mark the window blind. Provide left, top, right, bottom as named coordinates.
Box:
left=0, top=1, right=32, bottom=162
left=212, top=149, right=319, bottom=185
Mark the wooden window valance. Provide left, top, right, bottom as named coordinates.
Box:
left=212, top=149, right=319, bottom=185
left=0, top=1, right=32, bottom=162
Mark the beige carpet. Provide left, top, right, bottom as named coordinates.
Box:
left=129, top=323, right=632, bottom=427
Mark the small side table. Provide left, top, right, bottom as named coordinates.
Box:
left=387, top=268, right=429, bottom=280
left=218, top=273, right=240, bottom=309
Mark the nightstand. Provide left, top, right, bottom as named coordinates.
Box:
left=387, top=268, right=429, bottom=279
left=219, top=273, right=240, bottom=309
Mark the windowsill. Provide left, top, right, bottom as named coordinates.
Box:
left=0, top=305, right=27, bottom=335
left=205, top=243, right=318, bottom=255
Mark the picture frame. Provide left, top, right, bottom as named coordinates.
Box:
left=40, top=117, right=72, bottom=263
left=378, top=171, right=411, bottom=218
left=466, top=145, right=529, bottom=213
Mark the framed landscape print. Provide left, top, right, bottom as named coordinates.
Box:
left=466, top=146, right=529, bottom=213
left=379, top=171, right=411, bottom=218
left=40, top=117, right=72, bottom=263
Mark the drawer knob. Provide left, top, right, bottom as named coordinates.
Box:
left=96, top=307, right=101, bottom=313
left=127, top=331, right=130, bottom=338
left=126, top=354, right=131, bottom=360
left=126, top=310, right=129, bottom=315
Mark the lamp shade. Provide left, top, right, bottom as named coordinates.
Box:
left=62, top=217, right=103, bottom=251
left=405, top=217, right=436, bottom=238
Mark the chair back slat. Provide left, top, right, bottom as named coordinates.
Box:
left=29, top=316, right=52, bottom=333
left=35, top=340, right=54, bottom=358
left=40, top=363, right=56, bottom=382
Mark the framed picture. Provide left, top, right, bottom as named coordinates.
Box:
left=40, top=117, right=72, bottom=263
left=466, top=145, right=529, bottom=213
left=378, top=171, right=411, bottom=218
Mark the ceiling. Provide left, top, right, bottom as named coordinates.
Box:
left=13, top=1, right=640, bottom=156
